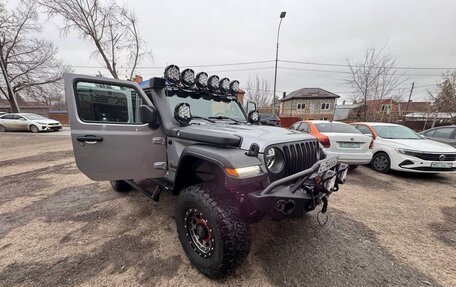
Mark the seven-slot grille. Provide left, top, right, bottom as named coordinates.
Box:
left=281, top=140, right=320, bottom=176
left=405, top=152, right=456, bottom=161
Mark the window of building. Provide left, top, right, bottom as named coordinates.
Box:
left=381, top=104, right=391, bottom=114
left=297, top=103, right=306, bottom=109
left=320, top=117, right=328, bottom=120
left=321, top=103, right=330, bottom=110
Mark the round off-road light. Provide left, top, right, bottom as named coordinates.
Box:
left=164, top=64, right=180, bottom=84
left=195, top=72, right=208, bottom=89
left=219, top=77, right=230, bottom=93
left=207, top=75, right=220, bottom=92
left=229, top=80, right=240, bottom=94
left=181, top=68, right=195, bottom=87
left=248, top=110, right=260, bottom=123
left=174, top=103, right=192, bottom=125
left=321, top=170, right=337, bottom=192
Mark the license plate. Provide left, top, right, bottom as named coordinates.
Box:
left=318, top=157, right=338, bottom=173
left=430, top=162, right=453, bottom=168
left=339, top=142, right=360, bottom=148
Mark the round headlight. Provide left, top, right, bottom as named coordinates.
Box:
left=195, top=72, right=208, bottom=88
left=181, top=68, right=195, bottom=87
left=208, top=75, right=220, bottom=92
left=229, top=80, right=240, bottom=94
left=265, top=147, right=285, bottom=174
left=248, top=110, right=260, bottom=123
left=219, top=78, right=230, bottom=93
left=164, top=64, right=180, bottom=83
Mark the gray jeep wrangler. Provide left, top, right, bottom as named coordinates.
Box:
left=64, top=65, right=349, bottom=279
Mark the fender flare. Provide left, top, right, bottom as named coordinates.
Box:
left=174, top=145, right=267, bottom=193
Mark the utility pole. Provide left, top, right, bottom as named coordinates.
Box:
left=272, top=11, right=286, bottom=116
left=404, top=82, right=414, bottom=116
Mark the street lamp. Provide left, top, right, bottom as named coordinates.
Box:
left=272, top=11, right=286, bottom=116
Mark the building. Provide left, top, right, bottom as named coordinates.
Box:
left=334, top=103, right=361, bottom=121
left=279, top=88, right=340, bottom=120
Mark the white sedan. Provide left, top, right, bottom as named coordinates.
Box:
left=0, top=113, right=62, bottom=133
left=352, top=122, right=456, bottom=173
left=290, top=120, right=373, bottom=166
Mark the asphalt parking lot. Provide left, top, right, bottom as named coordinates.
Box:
left=0, top=132, right=455, bottom=287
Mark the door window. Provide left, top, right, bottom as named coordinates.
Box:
left=290, top=122, right=302, bottom=130
left=356, top=125, right=373, bottom=136
left=423, top=129, right=436, bottom=137
left=434, top=127, right=454, bottom=139
left=75, top=82, right=144, bottom=124
left=299, top=122, right=310, bottom=133
left=1, top=114, right=14, bottom=119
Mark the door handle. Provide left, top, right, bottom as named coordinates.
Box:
left=76, top=135, right=103, bottom=144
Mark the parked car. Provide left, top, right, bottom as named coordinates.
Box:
left=259, top=113, right=281, bottom=126
left=0, top=112, right=6, bottom=116
left=0, top=113, right=62, bottom=133
left=419, top=125, right=456, bottom=148
left=290, top=120, right=373, bottom=166
left=351, top=122, right=456, bottom=173
left=63, top=65, right=350, bottom=278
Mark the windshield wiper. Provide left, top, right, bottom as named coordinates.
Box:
left=191, top=116, right=216, bottom=123
left=208, top=116, right=241, bottom=124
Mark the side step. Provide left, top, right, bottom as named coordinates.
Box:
left=124, top=180, right=161, bottom=202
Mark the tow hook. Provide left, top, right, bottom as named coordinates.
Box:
left=317, top=196, right=329, bottom=226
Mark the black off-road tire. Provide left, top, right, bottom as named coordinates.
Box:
left=0, top=124, right=6, bottom=132
left=176, top=183, right=251, bottom=279
left=371, top=152, right=391, bottom=173
left=29, top=125, right=40, bottom=133
left=110, top=180, right=132, bottom=192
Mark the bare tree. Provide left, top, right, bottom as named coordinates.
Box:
left=0, top=0, right=65, bottom=112
left=346, top=45, right=407, bottom=120
left=427, top=71, right=456, bottom=124
left=40, top=0, right=151, bottom=80
left=245, top=76, right=272, bottom=109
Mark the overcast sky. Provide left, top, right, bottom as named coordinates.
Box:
left=35, top=0, right=456, bottom=102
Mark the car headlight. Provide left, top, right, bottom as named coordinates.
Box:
left=396, top=149, right=421, bottom=157
left=336, top=163, right=349, bottom=184
left=195, top=72, right=208, bottom=89
left=180, top=68, right=195, bottom=87
left=265, top=147, right=285, bottom=174
left=36, top=122, right=47, bottom=125
left=229, top=80, right=240, bottom=94
left=164, top=64, right=180, bottom=83
left=321, top=170, right=337, bottom=192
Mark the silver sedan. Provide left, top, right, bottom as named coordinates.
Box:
left=0, top=113, right=62, bottom=133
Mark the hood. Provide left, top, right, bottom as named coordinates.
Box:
left=178, top=122, right=316, bottom=151
left=33, top=119, right=60, bottom=124
left=380, top=138, right=456, bottom=153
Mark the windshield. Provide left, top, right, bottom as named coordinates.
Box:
left=23, top=114, right=46, bottom=120
left=314, top=122, right=361, bottom=134
left=373, top=125, right=421, bottom=139
left=166, top=92, right=246, bottom=122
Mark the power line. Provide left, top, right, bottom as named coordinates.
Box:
left=280, top=59, right=456, bottom=70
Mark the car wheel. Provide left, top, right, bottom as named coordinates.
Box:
left=110, top=180, right=132, bottom=192
left=30, top=125, right=40, bottom=133
left=176, top=183, right=251, bottom=279
left=371, top=152, right=391, bottom=173
left=0, top=124, right=6, bottom=132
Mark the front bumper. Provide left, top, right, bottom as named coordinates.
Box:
left=393, top=154, right=456, bottom=173
left=248, top=158, right=347, bottom=220
left=39, top=124, right=62, bottom=131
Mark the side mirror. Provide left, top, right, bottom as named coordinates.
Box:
left=140, top=105, right=159, bottom=128
left=246, top=100, right=257, bottom=113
